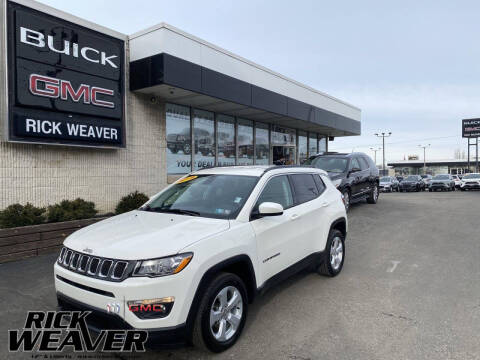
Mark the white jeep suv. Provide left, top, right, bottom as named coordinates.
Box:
left=54, top=166, right=347, bottom=352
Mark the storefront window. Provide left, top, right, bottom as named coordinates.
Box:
left=238, top=119, right=254, bottom=165
left=319, top=136, right=327, bottom=153
left=298, top=131, right=308, bottom=164
left=271, top=126, right=296, bottom=146
left=166, top=103, right=191, bottom=175
left=193, top=109, right=215, bottom=170
left=255, top=122, right=269, bottom=165
left=308, top=133, right=318, bottom=156
left=217, top=114, right=235, bottom=166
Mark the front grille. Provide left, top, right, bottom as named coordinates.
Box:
left=466, top=181, right=478, bottom=185
left=57, top=247, right=134, bottom=282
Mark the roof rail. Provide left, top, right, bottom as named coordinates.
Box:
left=261, top=165, right=314, bottom=175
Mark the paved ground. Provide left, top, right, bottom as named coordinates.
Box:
left=1, top=191, right=479, bottom=360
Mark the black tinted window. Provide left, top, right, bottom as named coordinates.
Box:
left=290, top=174, right=319, bottom=204
left=313, top=175, right=326, bottom=194
left=256, top=175, right=294, bottom=210
left=350, top=158, right=361, bottom=170
left=358, top=157, right=369, bottom=170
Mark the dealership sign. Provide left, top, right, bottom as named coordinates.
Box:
left=6, top=1, right=125, bottom=147
left=462, top=118, right=480, bottom=138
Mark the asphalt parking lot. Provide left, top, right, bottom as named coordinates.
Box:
left=1, top=191, right=479, bottom=360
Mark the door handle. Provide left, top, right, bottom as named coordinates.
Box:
left=320, top=201, right=331, bottom=207
left=290, top=214, right=300, bottom=220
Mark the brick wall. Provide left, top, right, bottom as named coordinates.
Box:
left=0, top=30, right=168, bottom=213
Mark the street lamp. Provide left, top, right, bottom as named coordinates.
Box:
left=374, top=132, right=392, bottom=175
left=418, top=144, right=431, bottom=174
left=369, top=147, right=381, bottom=166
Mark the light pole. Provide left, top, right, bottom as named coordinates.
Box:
left=418, top=144, right=431, bottom=174
left=374, top=132, right=392, bottom=175
left=369, top=147, right=381, bottom=166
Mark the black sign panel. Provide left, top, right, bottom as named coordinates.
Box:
left=462, top=118, right=480, bottom=138
left=7, top=1, right=125, bottom=147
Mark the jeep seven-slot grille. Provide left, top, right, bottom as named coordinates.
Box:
left=57, top=247, right=132, bottom=282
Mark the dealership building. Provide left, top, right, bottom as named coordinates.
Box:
left=388, top=159, right=479, bottom=176
left=0, top=0, right=361, bottom=212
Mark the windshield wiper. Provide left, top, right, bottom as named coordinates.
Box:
left=156, top=208, right=201, bottom=216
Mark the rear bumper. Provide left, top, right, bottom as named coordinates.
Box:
left=57, top=292, right=189, bottom=348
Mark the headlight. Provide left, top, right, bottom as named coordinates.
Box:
left=332, top=178, right=342, bottom=188
left=133, top=253, right=193, bottom=277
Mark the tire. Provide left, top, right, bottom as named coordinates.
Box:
left=429, top=188, right=432, bottom=192
left=192, top=272, right=248, bottom=353
left=183, top=144, right=191, bottom=155
left=318, top=229, right=345, bottom=277
left=342, top=189, right=351, bottom=211
left=367, top=184, right=378, bottom=204
left=461, top=188, right=465, bottom=191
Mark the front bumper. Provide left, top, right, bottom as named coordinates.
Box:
left=461, top=183, right=480, bottom=189
left=54, top=262, right=195, bottom=331
left=430, top=183, right=449, bottom=189
left=57, top=292, right=188, bottom=347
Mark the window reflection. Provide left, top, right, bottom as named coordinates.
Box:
left=166, top=103, right=191, bottom=174
left=255, top=122, right=269, bottom=165
left=238, top=119, right=253, bottom=165
left=298, top=131, right=308, bottom=164
left=308, top=133, right=318, bottom=156
left=193, top=109, right=215, bottom=170
left=217, top=114, right=235, bottom=166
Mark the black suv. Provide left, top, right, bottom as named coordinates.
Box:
left=304, top=152, right=380, bottom=210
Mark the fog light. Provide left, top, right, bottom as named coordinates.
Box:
left=127, top=297, right=175, bottom=319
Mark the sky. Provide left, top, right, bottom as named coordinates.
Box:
left=37, top=0, right=480, bottom=163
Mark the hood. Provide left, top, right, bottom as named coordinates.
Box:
left=327, top=172, right=345, bottom=180
left=64, top=210, right=230, bottom=260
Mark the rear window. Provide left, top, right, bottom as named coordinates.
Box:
left=290, top=174, right=319, bottom=204
left=306, top=157, right=348, bottom=173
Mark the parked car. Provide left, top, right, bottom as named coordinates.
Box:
left=420, top=174, right=433, bottom=188
left=429, top=174, right=455, bottom=192
left=379, top=176, right=399, bottom=192
left=54, top=165, right=347, bottom=352
left=460, top=173, right=480, bottom=191
left=451, top=175, right=462, bottom=188
left=399, top=175, right=425, bottom=192
left=304, top=152, right=379, bottom=211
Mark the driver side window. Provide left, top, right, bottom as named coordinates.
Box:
left=350, top=157, right=361, bottom=170
left=254, top=175, right=294, bottom=211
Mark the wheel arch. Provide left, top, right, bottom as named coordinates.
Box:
left=330, top=217, right=347, bottom=238
left=185, top=254, right=257, bottom=339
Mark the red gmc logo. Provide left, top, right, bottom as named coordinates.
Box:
left=128, top=304, right=165, bottom=312
left=29, top=74, right=115, bottom=108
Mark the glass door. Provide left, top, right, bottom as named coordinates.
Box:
left=272, top=146, right=296, bottom=165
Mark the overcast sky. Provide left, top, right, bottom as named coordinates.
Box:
left=37, top=0, right=480, bottom=163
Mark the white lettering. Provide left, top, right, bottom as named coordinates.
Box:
left=101, top=52, right=118, bottom=68
left=79, top=125, right=88, bottom=137
left=104, top=127, right=110, bottom=139
left=110, top=128, right=118, bottom=140
left=41, top=121, right=52, bottom=134
left=47, top=35, right=70, bottom=54
left=25, top=118, right=37, bottom=133
left=67, top=123, right=79, bottom=136
left=52, top=122, right=62, bottom=135
left=20, top=27, right=45, bottom=47
left=87, top=126, right=95, bottom=137
left=95, top=127, right=104, bottom=138
left=80, top=47, right=99, bottom=64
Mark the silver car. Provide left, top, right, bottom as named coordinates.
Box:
left=429, top=174, right=455, bottom=192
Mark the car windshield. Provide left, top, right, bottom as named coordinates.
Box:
left=380, top=177, right=391, bottom=182
left=433, top=175, right=449, bottom=180
left=306, top=157, right=348, bottom=173
left=462, top=173, right=480, bottom=179
left=405, top=176, right=418, bottom=181
left=141, top=174, right=258, bottom=219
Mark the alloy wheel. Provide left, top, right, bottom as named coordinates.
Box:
left=330, top=236, right=344, bottom=271
left=209, top=286, right=243, bottom=342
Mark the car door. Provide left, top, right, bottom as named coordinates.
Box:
left=287, top=173, right=326, bottom=257
left=250, top=175, right=302, bottom=282
left=357, top=156, right=371, bottom=193
left=348, top=157, right=363, bottom=197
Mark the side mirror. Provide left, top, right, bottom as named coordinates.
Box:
left=258, top=202, right=284, bottom=217
left=349, top=167, right=361, bottom=176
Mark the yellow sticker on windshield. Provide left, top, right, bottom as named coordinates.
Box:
left=176, top=175, right=198, bottom=184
